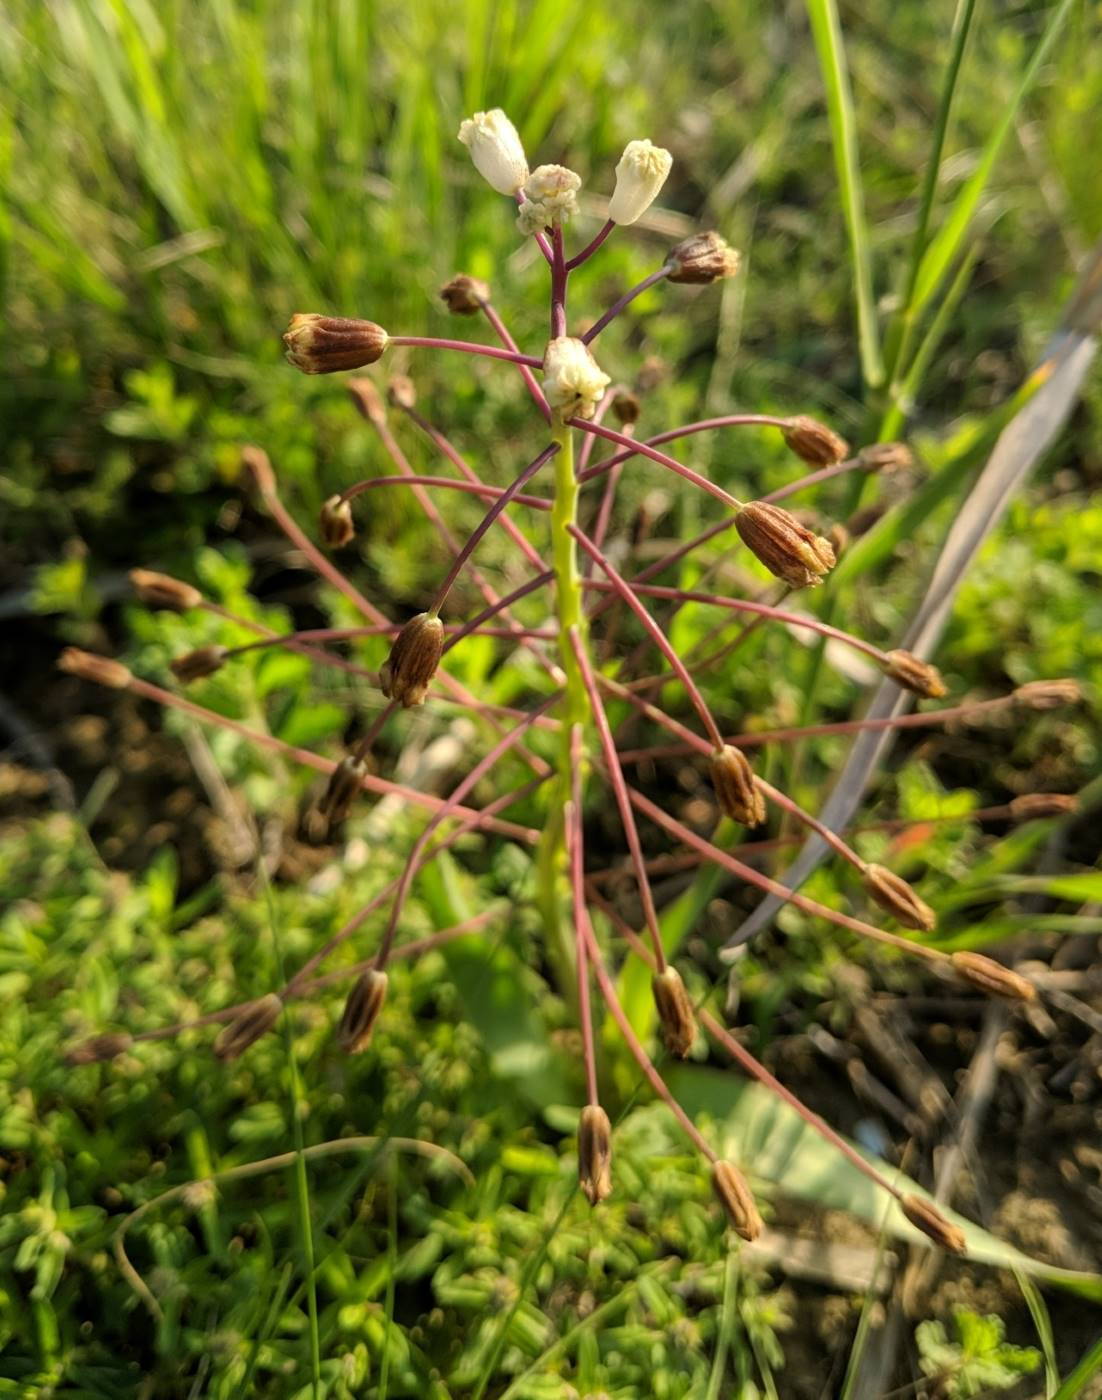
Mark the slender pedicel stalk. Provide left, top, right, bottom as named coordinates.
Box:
left=582, top=266, right=671, bottom=344
left=570, top=628, right=667, bottom=972
left=567, top=724, right=600, bottom=1105
left=387, top=336, right=543, bottom=368
left=576, top=415, right=800, bottom=485
left=441, top=572, right=555, bottom=655
left=550, top=225, right=568, bottom=338
left=200, top=603, right=378, bottom=683
left=566, top=218, right=616, bottom=271
left=515, top=190, right=554, bottom=264
left=597, top=673, right=708, bottom=755
left=431, top=444, right=561, bottom=612
left=577, top=385, right=624, bottom=475
left=626, top=784, right=946, bottom=964
left=753, top=777, right=865, bottom=870
left=478, top=298, right=552, bottom=420
left=761, top=456, right=866, bottom=504
left=568, top=418, right=743, bottom=510
left=570, top=526, right=726, bottom=751
left=340, top=474, right=551, bottom=510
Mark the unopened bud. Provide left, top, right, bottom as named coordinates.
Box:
left=883, top=650, right=947, bottom=700
left=862, top=864, right=936, bottom=932
left=577, top=1104, right=613, bottom=1205
left=214, top=994, right=282, bottom=1061
left=710, top=746, right=765, bottom=827
left=542, top=336, right=611, bottom=423
left=318, top=755, right=369, bottom=828
left=666, top=231, right=741, bottom=285
left=64, top=1031, right=134, bottom=1066
left=516, top=165, right=581, bottom=234
left=635, top=356, right=668, bottom=392
left=950, top=951, right=1035, bottom=1002
left=711, top=1160, right=762, bottom=1241
left=170, top=645, right=228, bottom=684
left=58, top=648, right=132, bottom=690
left=386, top=375, right=417, bottom=410
left=319, top=495, right=355, bottom=549
left=858, top=442, right=914, bottom=474
left=457, top=109, right=528, bottom=196
left=347, top=377, right=388, bottom=426
left=380, top=612, right=445, bottom=708
left=735, top=501, right=836, bottom=589
left=283, top=314, right=389, bottom=374
left=782, top=415, right=850, bottom=467
left=608, top=139, right=672, bottom=225
left=1014, top=678, right=1082, bottom=711
left=440, top=274, right=491, bottom=315
left=651, top=966, right=697, bottom=1058
left=338, top=969, right=388, bottom=1054
left=130, top=569, right=201, bottom=612
left=900, top=1194, right=966, bottom=1253
left=1008, top=792, right=1079, bottom=822
left=242, top=444, right=276, bottom=494
left=612, top=390, right=641, bottom=426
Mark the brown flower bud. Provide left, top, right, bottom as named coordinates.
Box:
left=735, top=501, right=836, bottom=589
left=858, top=442, right=914, bottom=474
left=665, top=231, right=741, bottom=285
left=577, top=1104, right=613, bottom=1205
left=883, top=650, right=947, bottom=700
left=651, top=966, right=697, bottom=1058
left=380, top=612, right=445, bottom=708
left=635, top=356, right=668, bottom=393
left=283, top=314, right=389, bottom=374
left=319, top=495, right=355, bottom=549
left=1008, top=793, right=1079, bottom=822
left=346, top=376, right=388, bottom=425
left=242, top=444, right=276, bottom=495
left=170, top=645, right=228, bottom=684
left=711, top=1159, right=762, bottom=1241
left=862, top=864, right=936, bottom=932
left=337, top=969, right=388, bottom=1054
left=386, top=374, right=417, bottom=410
left=64, top=1031, right=134, bottom=1066
left=782, top=415, right=850, bottom=467
left=130, top=569, right=201, bottom=612
left=950, top=951, right=1035, bottom=1002
left=214, top=994, right=283, bottom=1061
left=612, top=390, right=641, bottom=426
left=439, top=274, right=491, bottom=315
left=1014, top=678, right=1082, bottom=711
left=58, top=648, right=132, bottom=690
left=900, top=1194, right=966, bottom=1253
left=317, top=755, right=369, bottom=828
left=710, top=746, right=766, bottom=827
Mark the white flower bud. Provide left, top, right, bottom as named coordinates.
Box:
left=542, top=337, right=611, bottom=422
left=457, top=109, right=529, bottom=195
left=516, top=164, right=582, bottom=234
left=608, top=139, right=672, bottom=225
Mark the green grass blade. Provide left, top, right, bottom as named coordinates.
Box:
left=804, top=0, right=884, bottom=388
left=1053, top=1334, right=1102, bottom=1400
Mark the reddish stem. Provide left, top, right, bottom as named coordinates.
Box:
left=389, top=336, right=542, bottom=368
left=479, top=298, right=552, bottom=421
left=341, top=474, right=550, bottom=512
left=565, top=218, right=616, bottom=271
left=582, top=267, right=670, bottom=344
left=568, top=417, right=741, bottom=510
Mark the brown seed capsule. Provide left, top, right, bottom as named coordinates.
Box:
left=577, top=1104, right=613, bottom=1205
left=612, top=390, right=641, bottom=426
left=711, top=1159, right=763, bottom=1241
left=346, top=376, right=388, bottom=425
left=1008, top=793, right=1079, bottom=822
left=380, top=612, right=445, bottom=708
left=317, top=755, right=369, bottom=828
left=386, top=374, right=417, bottom=411
left=170, top=645, right=228, bottom=684
left=319, top=495, right=355, bottom=549
left=858, top=441, right=914, bottom=474
left=241, top=444, right=276, bottom=494
left=782, top=415, right=850, bottom=467
left=665, top=231, right=741, bottom=285
left=130, top=569, right=201, bottom=612
left=735, top=501, right=836, bottom=589
left=439, top=274, right=491, bottom=315
left=1014, top=678, right=1082, bottom=711
left=709, top=746, right=766, bottom=828
left=337, top=969, right=388, bottom=1054
left=64, top=1031, right=134, bottom=1066
left=883, top=650, right=947, bottom=700
left=57, top=648, right=132, bottom=690
left=651, top=966, right=697, bottom=1058
left=950, top=951, right=1036, bottom=1002
left=862, top=864, right=936, bottom=933
left=283, top=314, right=389, bottom=374
left=900, top=1194, right=966, bottom=1253
left=214, top=994, right=283, bottom=1061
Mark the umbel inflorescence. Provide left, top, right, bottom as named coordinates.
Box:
left=63, top=109, right=1081, bottom=1250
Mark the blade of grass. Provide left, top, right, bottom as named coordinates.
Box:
left=379, top=1155, right=399, bottom=1400
left=804, top=0, right=884, bottom=389
left=704, top=1250, right=739, bottom=1400
left=1053, top=1334, right=1102, bottom=1400
left=1015, top=1268, right=1060, bottom=1397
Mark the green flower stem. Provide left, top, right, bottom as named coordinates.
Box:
left=536, top=424, right=591, bottom=1002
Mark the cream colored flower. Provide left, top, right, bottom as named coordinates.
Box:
left=542, top=337, right=610, bottom=422
left=516, top=164, right=582, bottom=234
left=608, top=139, right=672, bottom=225
left=457, top=109, right=529, bottom=195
